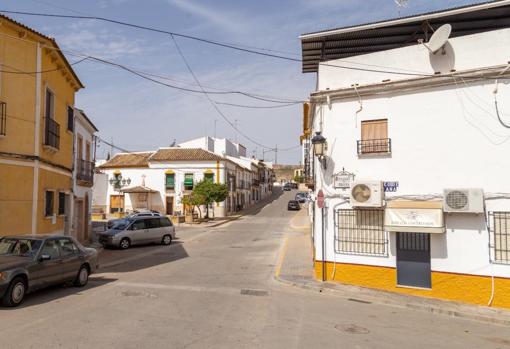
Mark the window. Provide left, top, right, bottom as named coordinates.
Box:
left=58, top=192, right=66, bottom=215
left=204, top=173, right=214, bottom=183
left=335, top=209, right=387, bottom=256
left=165, top=173, right=175, bottom=190
left=57, top=238, right=78, bottom=257
left=159, top=217, right=172, bottom=227
left=67, top=106, right=74, bottom=132
left=41, top=240, right=60, bottom=259
left=130, top=220, right=146, bottom=231
left=45, top=89, right=54, bottom=120
left=358, top=119, right=391, bottom=155
left=45, top=191, right=54, bottom=217
left=145, top=218, right=160, bottom=229
left=184, top=173, right=194, bottom=190
left=490, top=212, right=510, bottom=264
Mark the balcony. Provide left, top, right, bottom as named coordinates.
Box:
left=252, top=179, right=260, bottom=187
left=357, top=138, right=391, bottom=156
left=44, top=118, right=60, bottom=150
left=0, top=102, right=6, bottom=136
left=77, top=159, right=94, bottom=184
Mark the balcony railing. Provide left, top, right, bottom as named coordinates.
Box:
left=44, top=118, right=60, bottom=150
left=77, top=159, right=94, bottom=183
left=0, top=102, right=6, bottom=136
left=357, top=138, right=391, bottom=155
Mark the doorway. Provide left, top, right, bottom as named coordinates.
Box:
left=166, top=196, right=174, bottom=215
left=75, top=199, right=84, bottom=242
left=396, top=232, right=431, bottom=289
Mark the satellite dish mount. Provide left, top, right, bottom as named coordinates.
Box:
left=423, top=24, right=452, bottom=55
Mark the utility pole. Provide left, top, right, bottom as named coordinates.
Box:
left=274, top=144, right=278, bottom=164
left=214, top=119, right=218, bottom=138
left=234, top=119, right=239, bottom=143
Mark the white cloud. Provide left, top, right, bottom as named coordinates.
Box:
left=165, top=0, right=248, bottom=33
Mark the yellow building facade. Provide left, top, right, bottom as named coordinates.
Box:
left=0, top=15, right=83, bottom=236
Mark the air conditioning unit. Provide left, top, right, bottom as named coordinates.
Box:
left=350, top=181, right=383, bottom=207
left=443, top=188, right=484, bottom=213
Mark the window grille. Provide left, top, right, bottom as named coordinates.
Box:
left=335, top=209, right=388, bottom=256
left=489, top=211, right=510, bottom=264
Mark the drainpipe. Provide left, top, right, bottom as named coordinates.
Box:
left=31, top=43, right=42, bottom=235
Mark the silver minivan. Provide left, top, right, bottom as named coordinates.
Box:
left=98, top=216, right=176, bottom=249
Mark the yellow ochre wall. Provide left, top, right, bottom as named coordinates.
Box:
left=0, top=164, right=34, bottom=235
left=315, top=261, right=510, bottom=309
left=0, top=17, right=81, bottom=236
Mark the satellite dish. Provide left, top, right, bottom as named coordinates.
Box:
left=425, top=24, right=452, bottom=54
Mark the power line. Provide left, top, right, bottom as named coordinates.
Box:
left=0, top=9, right=434, bottom=77
left=215, top=101, right=301, bottom=109
left=170, top=34, right=292, bottom=150
left=0, top=56, right=89, bottom=74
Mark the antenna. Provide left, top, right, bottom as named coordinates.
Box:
left=424, top=24, right=452, bottom=55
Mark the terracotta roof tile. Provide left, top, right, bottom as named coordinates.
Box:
left=150, top=148, right=225, bottom=162
left=98, top=152, right=154, bottom=169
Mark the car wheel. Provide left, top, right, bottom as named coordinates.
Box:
left=161, top=234, right=172, bottom=245
left=2, top=276, right=27, bottom=307
left=74, top=265, right=89, bottom=287
left=119, top=238, right=131, bottom=250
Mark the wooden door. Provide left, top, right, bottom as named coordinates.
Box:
left=75, top=200, right=84, bottom=242
left=110, top=195, right=124, bottom=213
left=166, top=196, right=174, bottom=215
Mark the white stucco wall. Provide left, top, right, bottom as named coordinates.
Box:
left=312, top=28, right=510, bottom=279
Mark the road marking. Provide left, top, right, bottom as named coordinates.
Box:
left=274, top=236, right=289, bottom=278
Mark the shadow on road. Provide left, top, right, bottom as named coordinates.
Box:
left=97, top=241, right=189, bottom=273
left=1, top=276, right=117, bottom=310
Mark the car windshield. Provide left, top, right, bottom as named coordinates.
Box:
left=0, top=238, right=42, bottom=257
left=111, top=219, right=129, bottom=230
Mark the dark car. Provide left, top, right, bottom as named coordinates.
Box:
left=283, top=183, right=292, bottom=191
left=0, top=235, right=98, bottom=307
left=295, top=192, right=308, bottom=203
left=291, top=182, right=298, bottom=189
left=287, top=200, right=300, bottom=211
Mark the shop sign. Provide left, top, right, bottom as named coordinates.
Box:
left=333, top=169, right=355, bottom=189
left=385, top=208, right=445, bottom=234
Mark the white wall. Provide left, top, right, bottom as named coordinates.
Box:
left=312, top=28, right=510, bottom=279
left=318, top=28, right=510, bottom=91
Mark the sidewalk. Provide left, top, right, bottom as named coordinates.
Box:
left=276, top=211, right=510, bottom=326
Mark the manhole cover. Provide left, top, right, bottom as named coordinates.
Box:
left=240, top=289, right=269, bottom=297
left=335, top=324, right=370, bottom=334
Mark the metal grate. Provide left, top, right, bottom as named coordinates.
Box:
left=489, top=212, right=510, bottom=264
left=44, top=118, right=60, bottom=149
left=357, top=138, right=391, bottom=155
left=445, top=190, right=469, bottom=210
left=0, top=102, right=6, bottom=136
left=335, top=209, right=388, bottom=256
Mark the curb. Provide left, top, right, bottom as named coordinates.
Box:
left=274, top=274, right=510, bottom=327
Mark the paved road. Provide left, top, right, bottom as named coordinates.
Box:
left=1, top=190, right=509, bottom=349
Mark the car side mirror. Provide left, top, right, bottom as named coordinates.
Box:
left=39, top=254, right=51, bottom=262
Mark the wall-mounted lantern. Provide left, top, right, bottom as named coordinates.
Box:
left=311, top=131, right=327, bottom=169
left=109, top=173, right=131, bottom=191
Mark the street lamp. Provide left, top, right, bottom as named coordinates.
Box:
left=311, top=131, right=327, bottom=168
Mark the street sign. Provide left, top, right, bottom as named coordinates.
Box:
left=333, top=169, right=355, bottom=189
left=317, top=189, right=325, bottom=209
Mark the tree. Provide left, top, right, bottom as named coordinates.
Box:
left=192, top=180, right=228, bottom=219
left=181, top=192, right=205, bottom=220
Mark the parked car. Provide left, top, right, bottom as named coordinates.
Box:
left=283, top=183, right=292, bottom=191
left=0, top=235, right=98, bottom=307
left=291, top=182, right=298, bottom=189
left=295, top=192, right=308, bottom=203
left=287, top=200, right=300, bottom=211
left=99, top=216, right=176, bottom=250
left=107, top=210, right=162, bottom=229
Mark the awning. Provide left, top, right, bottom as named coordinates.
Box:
left=184, top=178, right=193, bottom=186
left=385, top=206, right=445, bottom=234
left=121, top=185, right=158, bottom=194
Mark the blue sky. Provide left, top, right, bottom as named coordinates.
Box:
left=2, top=0, right=488, bottom=163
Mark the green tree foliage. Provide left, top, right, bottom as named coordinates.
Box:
left=192, top=180, right=229, bottom=218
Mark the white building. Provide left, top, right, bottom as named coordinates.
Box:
left=71, top=109, right=98, bottom=242
left=300, top=1, right=510, bottom=308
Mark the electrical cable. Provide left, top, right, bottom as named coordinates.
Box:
left=0, top=56, right=89, bottom=74
left=215, top=101, right=301, bottom=109
left=494, top=93, right=510, bottom=129
left=0, top=9, right=435, bottom=77
left=170, top=34, right=286, bottom=150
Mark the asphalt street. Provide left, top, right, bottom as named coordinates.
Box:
left=1, top=189, right=509, bottom=349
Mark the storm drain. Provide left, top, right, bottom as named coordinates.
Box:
left=240, top=289, right=269, bottom=297
left=347, top=298, right=372, bottom=304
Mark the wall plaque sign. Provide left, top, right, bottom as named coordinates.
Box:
left=333, top=169, right=355, bottom=189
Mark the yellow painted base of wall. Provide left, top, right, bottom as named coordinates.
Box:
left=315, top=261, right=510, bottom=309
